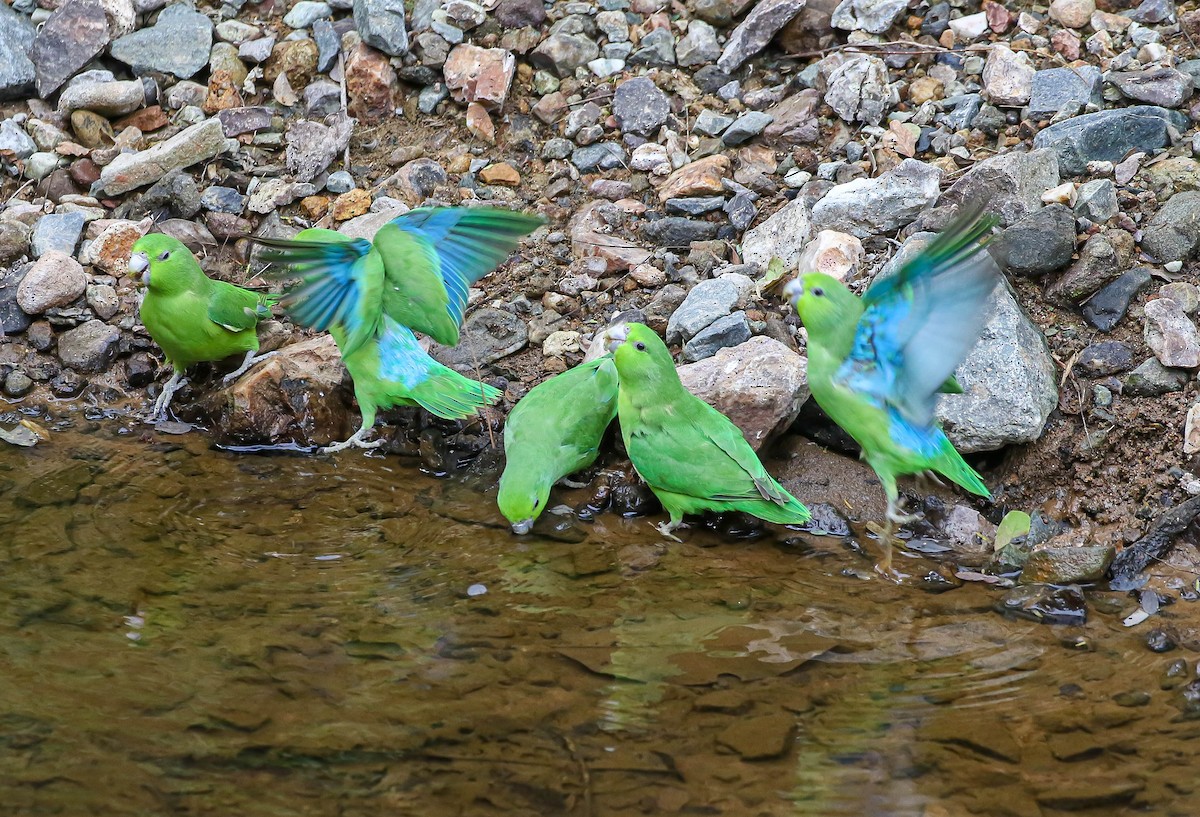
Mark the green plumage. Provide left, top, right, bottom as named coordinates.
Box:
left=610, top=323, right=811, bottom=536
left=497, top=356, right=619, bottom=533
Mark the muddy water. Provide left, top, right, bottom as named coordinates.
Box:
left=2, top=419, right=1199, bottom=817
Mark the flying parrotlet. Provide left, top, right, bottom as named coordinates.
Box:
left=129, top=234, right=279, bottom=421
left=784, top=206, right=998, bottom=576
left=606, top=322, right=811, bottom=540
left=498, top=355, right=620, bottom=534
left=249, top=207, right=544, bottom=453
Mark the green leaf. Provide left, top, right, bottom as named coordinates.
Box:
left=756, top=256, right=787, bottom=297
left=993, top=510, right=1031, bottom=552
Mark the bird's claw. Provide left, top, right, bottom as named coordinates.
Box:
left=653, top=521, right=684, bottom=543
left=319, top=427, right=383, bottom=454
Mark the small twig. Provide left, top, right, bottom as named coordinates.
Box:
left=338, top=51, right=350, bottom=172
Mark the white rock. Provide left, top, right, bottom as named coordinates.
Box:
left=796, top=230, right=863, bottom=280
left=949, top=11, right=989, bottom=39
left=741, top=197, right=814, bottom=272
left=811, top=159, right=942, bottom=238
left=983, top=44, right=1035, bottom=107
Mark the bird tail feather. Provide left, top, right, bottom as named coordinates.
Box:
left=933, top=438, right=991, bottom=499
left=385, top=368, right=501, bottom=420
left=730, top=486, right=812, bottom=525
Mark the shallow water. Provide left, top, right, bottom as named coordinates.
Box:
left=2, top=418, right=1199, bottom=817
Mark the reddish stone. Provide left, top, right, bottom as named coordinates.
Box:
left=68, top=158, right=102, bottom=188
left=203, top=70, right=245, bottom=113
left=345, top=43, right=400, bottom=124
left=113, top=105, right=169, bottom=132
left=443, top=44, right=515, bottom=109
left=465, top=102, right=495, bottom=143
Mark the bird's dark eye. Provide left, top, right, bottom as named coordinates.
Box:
left=635, top=341, right=646, bottom=351
left=158, top=251, right=170, bottom=261
left=812, top=287, right=824, bottom=297
left=533, top=498, right=540, bottom=509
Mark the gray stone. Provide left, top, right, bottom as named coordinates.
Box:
left=3, top=369, right=33, bottom=397
left=1076, top=341, right=1135, bottom=377
left=326, top=170, right=355, bottom=194
left=0, top=3, right=35, bottom=101
left=30, top=213, right=85, bottom=258
left=200, top=185, right=247, bottom=214
left=1122, top=358, right=1189, bottom=396
left=239, top=36, right=276, bottom=64
left=1127, top=0, right=1173, bottom=22
left=1082, top=268, right=1152, bottom=332
left=29, top=0, right=109, bottom=97
left=285, top=113, right=354, bottom=183
left=1141, top=191, right=1200, bottom=263
left=741, top=197, right=813, bottom=271
left=987, top=204, right=1076, bottom=276
left=432, top=307, right=527, bottom=367
left=531, top=33, right=599, bottom=76
left=541, top=137, right=573, bottom=160
left=354, top=0, right=409, bottom=55
left=628, top=27, right=675, bottom=67
left=1021, top=546, right=1115, bottom=584
left=612, top=77, right=671, bottom=135
left=677, top=336, right=810, bottom=450
left=0, top=119, right=35, bottom=160
left=86, top=283, right=119, bottom=320
left=1033, top=105, right=1189, bottom=176
left=831, top=0, right=907, bottom=33
left=682, top=310, right=752, bottom=361
left=16, top=251, right=86, bottom=314
left=941, top=93, right=982, bottom=131
left=1109, top=68, right=1193, bottom=109
left=811, top=159, right=941, bottom=238
left=722, top=111, right=774, bottom=145
left=96, top=118, right=228, bottom=197
left=110, top=4, right=213, bottom=79
left=666, top=275, right=743, bottom=343
left=643, top=217, right=718, bottom=246
left=572, top=142, right=626, bottom=173
left=824, top=56, right=890, bottom=125
left=937, top=281, right=1058, bottom=452
left=717, top=0, right=807, bottom=73
left=57, top=318, right=120, bottom=373
left=0, top=265, right=31, bottom=335
left=694, top=109, right=734, bottom=137
left=1028, top=66, right=1102, bottom=119
left=284, top=0, right=332, bottom=28
left=938, top=148, right=1060, bottom=226
left=1075, top=178, right=1118, bottom=223
left=313, top=19, right=341, bottom=73
left=725, top=194, right=758, bottom=231
left=982, top=43, right=1033, bottom=106
left=677, top=19, right=720, bottom=67
left=666, top=196, right=726, bottom=216
left=58, top=78, right=145, bottom=117
left=1143, top=297, right=1200, bottom=368
left=217, top=106, right=273, bottom=136
left=1047, top=229, right=1134, bottom=304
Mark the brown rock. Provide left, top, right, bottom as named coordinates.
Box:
left=1051, top=29, right=1081, bottom=60
left=203, top=69, right=245, bottom=113
left=1047, top=230, right=1134, bottom=304
left=331, top=188, right=372, bottom=220
left=716, top=712, right=795, bottom=760
left=656, top=155, right=731, bottom=202
left=82, top=218, right=150, bottom=275
left=114, top=105, right=168, bottom=132
left=345, top=43, right=399, bottom=124
left=207, top=334, right=352, bottom=447
left=465, top=101, right=495, bottom=143
left=300, top=195, right=331, bottom=219
left=205, top=212, right=254, bottom=241
left=479, top=162, right=520, bottom=185
left=263, top=39, right=319, bottom=88
left=443, top=44, right=515, bottom=109
left=569, top=199, right=652, bottom=272
left=70, top=109, right=114, bottom=148
left=532, top=91, right=568, bottom=124
left=68, top=158, right=102, bottom=188
left=762, top=89, right=820, bottom=145
left=17, top=251, right=87, bottom=314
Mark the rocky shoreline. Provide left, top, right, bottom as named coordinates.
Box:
left=4, top=0, right=1200, bottom=581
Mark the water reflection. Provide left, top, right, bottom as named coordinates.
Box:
left=0, top=421, right=1197, bottom=816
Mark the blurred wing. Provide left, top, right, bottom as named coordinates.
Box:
left=251, top=228, right=380, bottom=355
left=839, top=206, right=1000, bottom=427
left=388, top=207, right=545, bottom=331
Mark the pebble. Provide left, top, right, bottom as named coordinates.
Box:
left=1143, top=298, right=1200, bottom=369
left=110, top=4, right=213, bottom=79
left=717, top=0, right=806, bottom=73
left=612, top=76, right=671, bottom=135
left=666, top=275, right=744, bottom=343
left=1141, top=191, right=1200, bottom=263
left=987, top=204, right=1076, bottom=276
left=1122, top=358, right=1190, bottom=396
left=722, top=111, right=773, bottom=146
left=1076, top=341, right=1135, bottom=377
left=1034, top=105, right=1189, bottom=175
left=29, top=0, right=109, bottom=97
left=1029, top=66, right=1102, bottom=119
left=982, top=44, right=1035, bottom=107
left=825, top=56, right=891, bottom=125
left=15, top=251, right=86, bottom=313
left=30, top=213, right=85, bottom=258
left=682, top=310, right=752, bottom=362
left=354, top=0, right=410, bottom=55
left=811, top=159, right=941, bottom=238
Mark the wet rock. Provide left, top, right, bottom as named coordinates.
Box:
left=1028, top=66, right=1102, bottom=119
left=678, top=336, right=809, bottom=449
left=987, top=204, right=1076, bottom=276
left=939, top=148, right=1060, bottom=227
left=666, top=274, right=747, bottom=343
left=531, top=33, right=599, bottom=77
left=1141, top=191, right=1200, bottom=263
left=355, top=0, right=409, bottom=55
left=30, top=213, right=85, bottom=258
left=1122, top=358, right=1189, bottom=396
left=682, top=311, right=752, bottom=361
left=29, top=0, right=110, bottom=97
left=96, top=118, right=227, bottom=196
left=1021, top=545, right=1115, bottom=583
left=110, top=3, right=213, bottom=79
left=443, top=44, right=514, bottom=109
left=1109, top=68, right=1193, bottom=109
left=998, top=583, right=1088, bottom=625
left=209, top=334, right=352, bottom=446
left=983, top=44, right=1034, bottom=106
left=285, top=113, right=354, bottom=183
left=1048, top=230, right=1135, bottom=305
left=433, top=307, right=527, bottom=368
left=811, top=159, right=940, bottom=238
left=4, top=370, right=33, bottom=397
left=0, top=266, right=32, bottom=335
left=937, top=281, right=1057, bottom=452
left=831, top=0, right=907, bottom=33
left=56, top=319, right=120, bottom=373
left=0, top=5, right=35, bottom=101
left=1076, top=341, right=1135, bottom=376
left=677, top=20, right=721, bottom=67
left=741, top=196, right=813, bottom=270
left=1143, top=298, right=1200, bottom=369
left=716, top=712, right=794, bottom=760
left=824, top=56, right=890, bottom=125
left=613, top=76, right=671, bottom=135
left=1033, top=106, right=1188, bottom=175
left=718, top=0, right=807, bottom=73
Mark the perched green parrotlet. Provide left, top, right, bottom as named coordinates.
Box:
left=250, top=207, right=544, bottom=452
left=607, top=322, right=811, bottom=539
left=784, top=207, right=997, bottom=575
left=498, top=355, right=619, bottom=534
left=130, top=234, right=278, bottom=420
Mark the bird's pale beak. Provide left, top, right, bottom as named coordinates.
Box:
left=782, top=278, right=803, bottom=306
left=511, top=519, right=534, bottom=535
left=128, top=252, right=150, bottom=286
left=604, top=322, right=629, bottom=353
